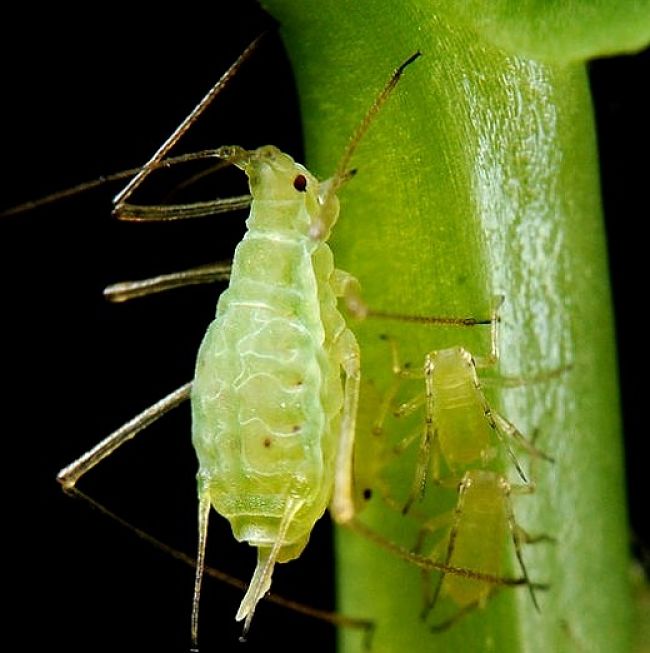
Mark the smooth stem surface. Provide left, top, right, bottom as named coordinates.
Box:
left=263, top=3, right=631, bottom=652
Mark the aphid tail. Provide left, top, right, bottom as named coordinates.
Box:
left=236, top=547, right=276, bottom=638
left=236, top=496, right=304, bottom=639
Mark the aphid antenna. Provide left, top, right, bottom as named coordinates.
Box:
left=320, top=51, right=422, bottom=211
left=113, top=31, right=269, bottom=212
left=0, top=151, right=247, bottom=219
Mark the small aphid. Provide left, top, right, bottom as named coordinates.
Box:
left=416, top=469, right=548, bottom=631
left=373, top=297, right=557, bottom=512
left=51, top=36, right=422, bottom=648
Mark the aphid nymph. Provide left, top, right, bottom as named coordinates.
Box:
left=373, top=298, right=556, bottom=512
left=417, top=469, right=546, bottom=630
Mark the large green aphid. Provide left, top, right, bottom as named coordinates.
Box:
left=188, top=51, right=425, bottom=643
left=53, top=38, right=422, bottom=648
left=189, top=143, right=364, bottom=639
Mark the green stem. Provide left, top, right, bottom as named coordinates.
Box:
left=263, top=3, right=632, bottom=652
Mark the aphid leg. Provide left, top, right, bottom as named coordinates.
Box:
left=474, top=294, right=572, bottom=385
left=491, top=410, right=555, bottom=466
left=417, top=533, right=448, bottom=619
left=500, top=477, right=540, bottom=611
left=331, top=328, right=361, bottom=523
left=471, top=368, right=532, bottom=483
left=332, top=268, right=368, bottom=320
left=422, top=472, right=472, bottom=619
left=372, top=334, right=417, bottom=435
left=71, top=487, right=375, bottom=641
left=374, top=335, right=439, bottom=490
left=394, top=393, right=427, bottom=419
left=104, top=261, right=231, bottom=303
left=429, top=591, right=498, bottom=632
left=0, top=150, right=249, bottom=218
left=402, top=352, right=440, bottom=514
left=191, top=490, right=211, bottom=651
left=346, top=519, right=545, bottom=589
left=57, top=383, right=192, bottom=490
left=413, top=510, right=455, bottom=555
left=236, top=496, right=306, bottom=639
left=482, top=409, right=529, bottom=483
left=509, top=483, right=556, bottom=545
left=371, top=375, right=403, bottom=436
left=117, top=194, right=252, bottom=222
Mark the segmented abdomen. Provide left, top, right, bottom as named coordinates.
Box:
left=191, top=231, right=341, bottom=551
left=435, top=379, right=491, bottom=467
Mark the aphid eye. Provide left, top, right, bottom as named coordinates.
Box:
left=293, top=174, right=308, bottom=192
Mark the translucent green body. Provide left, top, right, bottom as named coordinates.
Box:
left=191, top=146, right=347, bottom=564
left=431, top=348, right=492, bottom=469
left=441, top=470, right=507, bottom=607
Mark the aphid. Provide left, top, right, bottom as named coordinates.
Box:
left=373, top=297, right=557, bottom=512
left=416, top=469, right=550, bottom=631
left=52, top=35, right=423, bottom=647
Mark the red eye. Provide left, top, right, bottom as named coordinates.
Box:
left=293, top=174, right=307, bottom=192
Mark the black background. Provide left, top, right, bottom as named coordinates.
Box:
left=2, top=4, right=647, bottom=652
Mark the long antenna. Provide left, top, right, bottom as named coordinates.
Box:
left=113, top=32, right=268, bottom=210
left=328, top=51, right=421, bottom=200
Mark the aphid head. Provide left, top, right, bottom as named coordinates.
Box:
left=216, top=145, right=334, bottom=239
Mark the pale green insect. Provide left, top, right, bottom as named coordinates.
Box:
left=416, top=469, right=547, bottom=631
left=189, top=143, right=364, bottom=639
left=53, top=35, right=422, bottom=648
left=373, top=297, right=557, bottom=513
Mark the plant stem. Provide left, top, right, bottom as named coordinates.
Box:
left=263, top=3, right=631, bottom=652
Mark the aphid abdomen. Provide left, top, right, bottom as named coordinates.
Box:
left=443, top=471, right=507, bottom=606
left=192, top=234, right=337, bottom=553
